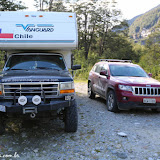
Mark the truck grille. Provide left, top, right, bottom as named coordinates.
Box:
left=3, top=82, right=59, bottom=99
left=132, top=87, right=160, bottom=96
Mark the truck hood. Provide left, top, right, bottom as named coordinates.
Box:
left=0, top=70, right=73, bottom=83
left=112, top=76, right=160, bottom=86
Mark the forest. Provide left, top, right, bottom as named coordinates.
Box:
left=0, top=0, right=160, bottom=80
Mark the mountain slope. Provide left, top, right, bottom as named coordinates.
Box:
left=128, top=14, right=143, bottom=26
left=129, top=4, right=160, bottom=38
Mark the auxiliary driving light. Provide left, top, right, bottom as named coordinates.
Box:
left=32, top=95, right=41, bottom=105
left=18, top=96, right=27, bottom=106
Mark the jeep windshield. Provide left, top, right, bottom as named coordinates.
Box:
left=109, top=64, right=148, bottom=77
left=4, top=54, right=66, bottom=71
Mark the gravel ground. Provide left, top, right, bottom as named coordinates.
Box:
left=0, top=82, right=160, bottom=160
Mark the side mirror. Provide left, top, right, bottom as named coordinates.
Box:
left=71, top=65, right=81, bottom=70
left=4, top=54, right=7, bottom=63
left=148, top=73, right=152, bottom=77
left=100, top=70, right=108, bottom=76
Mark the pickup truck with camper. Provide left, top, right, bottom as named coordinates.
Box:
left=0, top=11, right=81, bottom=134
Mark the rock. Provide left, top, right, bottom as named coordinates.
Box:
left=33, top=148, right=39, bottom=153
left=117, top=132, right=127, bottom=137
left=21, top=132, right=27, bottom=138
left=116, top=152, right=127, bottom=159
left=154, top=153, right=158, bottom=157
left=116, top=144, right=122, bottom=149
left=134, top=123, right=140, bottom=125
left=52, top=144, right=57, bottom=147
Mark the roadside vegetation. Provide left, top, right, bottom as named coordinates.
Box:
left=0, top=0, right=160, bottom=81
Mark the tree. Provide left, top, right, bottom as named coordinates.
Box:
left=0, top=0, right=26, bottom=11
left=48, top=0, right=66, bottom=12
left=34, top=0, right=67, bottom=11
left=34, top=0, right=48, bottom=11
left=71, top=0, right=122, bottom=59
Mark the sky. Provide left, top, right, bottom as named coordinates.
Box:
left=117, top=0, right=160, bottom=19
left=22, top=0, right=160, bottom=20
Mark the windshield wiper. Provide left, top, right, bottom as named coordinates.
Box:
left=9, top=68, right=27, bottom=71
left=36, top=67, right=60, bottom=71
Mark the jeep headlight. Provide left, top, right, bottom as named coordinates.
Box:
left=118, top=85, right=132, bottom=91
left=60, top=82, right=75, bottom=94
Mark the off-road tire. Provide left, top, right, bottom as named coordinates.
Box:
left=88, top=82, right=95, bottom=99
left=0, top=119, right=5, bottom=135
left=64, top=102, right=78, bottom=132
left=107, top=90, right=119, bottom=113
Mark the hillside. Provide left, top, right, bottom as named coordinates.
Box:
left=128, top=14, right=142, bottom=26
left=129, top=4, right=160, bottom=39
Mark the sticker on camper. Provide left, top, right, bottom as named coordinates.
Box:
left=0, top=29, right=13, bottom=38
left=16, top=24, right=54, bottom=32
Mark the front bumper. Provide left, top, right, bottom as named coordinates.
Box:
left=0, top=99, right=76, bottom=114
left=116, top=90, right=160, bottom=110
left=118, top=101, right=160, bottom=110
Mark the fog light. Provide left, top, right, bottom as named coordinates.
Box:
left=122, top=97, right=127, bottom=100
left=32, top=95, right=41, bottom=105
left=18, top=96, right=27, bottom=106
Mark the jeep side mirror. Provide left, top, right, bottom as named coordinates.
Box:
left=72, top=65, right=81, bottom=70
left=100, top=70, right=108, bottom=76
left=148, top=73, right=152, bottom=77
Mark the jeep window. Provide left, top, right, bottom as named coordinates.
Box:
left=109, top=64, right=148, bottom=77
left=5, top=55, right=66, bottom=71
left=95, top=64, right=103, bottom=73
left=92, top=65, right=97, bottom=72
left=101, top=64, right=108, bottom=73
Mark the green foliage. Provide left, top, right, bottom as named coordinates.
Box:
left=0, top=51, right=5, bottom=70
left=73, top=48, right=99, bottom=80
left=138, top=28, right=160, bottom=80
left=0, top=0, right=27, bottom=11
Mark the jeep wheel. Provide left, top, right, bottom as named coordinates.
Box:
left=88, top=82, right=95, bottom=99
left=64, top=102, right=78, bottom=132
left=107, top=90, right=119, bottom=112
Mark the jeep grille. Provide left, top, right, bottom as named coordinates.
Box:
left=3, top=82, right=59, bottom=99
left=132, top=87, right=160, bottom=96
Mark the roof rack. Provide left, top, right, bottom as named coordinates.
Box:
left=99, top=59, right=132, bottom=63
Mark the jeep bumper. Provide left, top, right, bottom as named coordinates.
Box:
left=118, top=101, right=160, bottom=110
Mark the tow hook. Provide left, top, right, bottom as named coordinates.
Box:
left=30, top=113, right=36, bottom=119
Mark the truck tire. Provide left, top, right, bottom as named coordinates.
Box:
left=0, top=119, right=5, bottom=135
left=64, top=102, right=78, bottom=132
left=107, top=90, right=119, bottom=113
left=88, top=82, right=95, bottom=99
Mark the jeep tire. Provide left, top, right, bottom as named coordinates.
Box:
left=64, top=102, right=78, bottom=132
left=88, top=82, right=95, bottom=99
left=107, top=90, right=119, bottom=112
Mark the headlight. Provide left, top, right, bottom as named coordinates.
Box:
left=118, top=85, right=132, bottom=91
left=60, top=82, right=75, bottom=94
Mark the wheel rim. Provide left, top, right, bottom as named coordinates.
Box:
left=108, top=94, right=114, bottom=110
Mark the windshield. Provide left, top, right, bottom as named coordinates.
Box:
left=5, top=54, right=66, bottom=71
left=109, top=64, right=148, bottom=77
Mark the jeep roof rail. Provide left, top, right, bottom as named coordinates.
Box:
left=99, top=59, right=132, bottom=63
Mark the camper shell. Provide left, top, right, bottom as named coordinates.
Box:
left=0, top=11, right=80, bottom=134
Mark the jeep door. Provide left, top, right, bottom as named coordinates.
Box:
left=92, top=64, right=103, bottom=95
left=99, top=64, right=109, bottom=98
